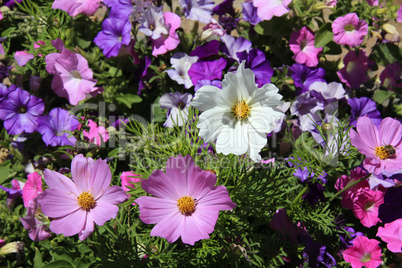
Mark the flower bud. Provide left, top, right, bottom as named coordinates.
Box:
left=322, top=123, right=334, bottom=134
left=0, top=241, right=24, bottom=255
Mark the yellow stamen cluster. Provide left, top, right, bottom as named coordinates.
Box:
left=177, top=196, right=196, bottom=215
left=231, top=100, right=251, bottom=121
left=77, top=191, right=96, bottom=211
left=375, top=145, right=396, bottom=160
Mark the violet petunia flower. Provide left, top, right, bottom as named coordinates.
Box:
left=138, top=56, right=152, bottom=94
left=159, top=92, right=193, bottom=127
left=52, top=0, right=101, bottom=17
left=332, top=13, right=368, bottom=47
left=37, top=107, right=79, bottom=147
left=194, top=79, right=222, bottom=92
left=179, top=0, right=214, bottom=24
left=220, top=35, right=252, bottom=63
left=188, top=58, right=227, bottom=86
left=165, top=53, right=199, bottom=89
left=0, top=83, right=16, bottom=102
left=0, top=87, right=44, bottom=135
left=134, top=155, right=236, bottom=245
left=190, top=40, right=220, bottom=60
left=253, top=0, right=292, bottom=21
left=37, top=154, right=129, bottom=241
left=94, top=18, right=132, bottom=58
left=241, top=2, right=261, bottom=25
left=337, top=50, right=369, bottom=89
left=289, top=63, right=326, bottom=94
left=293, top=166, right=314, bottom=182
left=347, top=97, right=382, bottom=127
left=236, top=49, right=274, bottom=87
left=20, top=197, right=52, bottom=242
left=289, top=27, right=322, bottom=67
left=103, top=0, right=133, bottom=21
left=380, top=62, right=402, bottom=88
left=378, top=187, right=402, bottom=224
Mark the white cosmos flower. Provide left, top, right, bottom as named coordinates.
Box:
left=191, top=61, right=285, bottom=161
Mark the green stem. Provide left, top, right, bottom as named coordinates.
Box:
left=329, top=173, right=371, bottom=202
left=292, top=185, right=309, bottom=205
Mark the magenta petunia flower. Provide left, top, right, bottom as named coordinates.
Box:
left=52, top=0, right=101, bottom=17
left=352, top=188, right=384, bottom=228
left=120, top=171, right=142, bottom=192
left=342, top=236, right=382, bottom=268
left=14, top=51, right=34, bottom=66
left=289, top=27, right=322, bottom=67
left=377, top=219, right=402, bottom=253
left=22, top=172, right=43, bottom=208
left=150, top=12, right=181, bottom=57
left=82, top=119, right=109, bottom=146
left=134, top=155, right=236, bottom=245
left=332, top=13, right=368, bottom=47
left=337, top=49, right=369, bottom=89
left=37, top=154, right=129, bottom=241
left=253, top=0, right=292, bottom=21
left=350, top=117, right=402, bottom=175
left=398, top=5, right=402, bottom=23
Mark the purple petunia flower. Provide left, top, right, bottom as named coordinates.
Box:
left=137, top=56, right=152, bottom=95
left=289, top=63, right=326, bottom=94
left=302, top=182, right=325, bottom=206
left=37, top=108, right=79, bottom=147
left=220, top=35, right=252, bottom=63
left=103, top=0, right=133, bottom=20
left=188, top=58, right=227, bottom=86
left=165, top=53, right=199, bottom=89
left=0, top=65, right=12, bottom=83
left=190, top=40, right=220, bottom=60
left=159, top=92, right=193, bottom=127
left=347, top=97, right=382, bottom=127
left=293, top=166, right=314, bottom=182
left=378, top=187, right=402, bottom=224
left=300, top=234, right=337, bottom=267
left=290, top=92, right=324, bottom=117
left=242, top=2, right=261, bottom=25
left=179, top=0, right=214, bottom=24
left=236, top=48, right=273, bottom=87
left=94, top=18, right=132, bottom=58
left=0, top=87, right=44, bottom=135
left=213, top=1, right=239, bottom=34
left=20, top=197, right=52, bottom=242
left=194, top=79, right=222, bottom=92
left=0, top=84, right=16, bottom=102
left=337, top=49, right=369, bottom=89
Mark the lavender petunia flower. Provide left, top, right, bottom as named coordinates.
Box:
left=347, top=97, right=382, bottom=127
left=367, top=174, right=395, bottom=189
left=309, top=81, right=345, bottom=104
left=194, top=79, right=222, bottom=92
left=188, top=58, right=227, bottom=86
left=103, top=0, right=133, bottom=20
left=179, top=0, right=214, bottom=24
left=0, top=87, right=44, bottom=135
left=236, top=49, right=273, bottom=87
left=220, top=35, right=252, bottom=62
left=289, top=63, right=326, bottom=94
left=159, top=92, right=192, bottom=127
left=165, top=53, right=199, bottom=89
left=94, top=18, right=132, bottom=58
left=242, top=2, right=261, bottom=25
left=293, top=166, right=314, bottom=182
left=290, top=92, right=324, bottom=117
left=37, top=108, right=79, bottom=147
left=138, top=6, right=169, bottom=40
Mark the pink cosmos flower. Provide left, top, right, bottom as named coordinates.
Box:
left=377, top=219, right=402, bottom=253
left=289, top=26, right=322, bottom=67
left=20, top=197, right=52, bottom=242
left=350, top=117, right=402, bottom=175
left=46, top=43, right=97, bottom=105
left=337, top=49, right=369, bottom=88
left=134, top=155, right=236, bottom=245
left=151, top=12, right=181, bottom=57
left=253, top=0, right=292, bottom=21
left=332, top=13, right=368, bottom=47
left=22, top=172, right=43, bottom=208
left=52, top=0, right=101, bottom=17
left=120, top=171, right=142, bottom=192
left=342, top=236, right=382, bottom=268
left=352, top=188, right=384, bottom=228
left=82, top=119, right=109, bottom=146
left=37, top=154, right=128, bottom=241
left=14, top=51, right=34, bottom=66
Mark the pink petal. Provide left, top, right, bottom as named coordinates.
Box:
left=356, top=116, right=379, bottom=149
left=349, top=129, right=377, bottom=158
left=197, top=185, right=236, bottom=211
left=379, top=117, right=402, bottom=146
left=180, top=211, right=217, bottom=245
left=141, top=170, right=180, bottom=200
left=90, top=202, right=118, bottom=226
left=97, top=185, right=128, bottom=204
left=71, top=154, right=94, bottom=192
left=88, top=158, right=112, bottom=199
left=37, top=189, right=80, bottom=218
left=135, top=196, right=177, bottom=224
left=49, top=209, right=87, bottom=237
left=78, top=212, right=95, bottom=241
left=150, top=213, right=184, bottom=243
left=43, top=169, right=80, bottom=196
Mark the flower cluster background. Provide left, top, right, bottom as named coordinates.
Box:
left=0, top=0, right=402, bottom=267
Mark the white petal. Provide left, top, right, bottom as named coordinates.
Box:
left=216, top=120, right=248, bottom=156
left=247, top=126, right=268, bottom=162
left=191, top=85, right=220, bottom=111
left=197, top=108, right=231, bottom=143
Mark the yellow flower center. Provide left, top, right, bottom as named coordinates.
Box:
left=231, top=100, right=251, bottom=121
left=77, top=191, right=96, bottom=211
left=177, top=196, right=196, bottom=215
left=375, top=145, right=396, bottom=160
left=360, top=252, right=371, bottom=263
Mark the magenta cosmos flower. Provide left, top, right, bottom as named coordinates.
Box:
left=332, top=13, right=368, bottom=47
left=134, top=155, right=236, bottom=245
left=37, top=154, right=128, bottom=241
left=342, top=236, right=382, bottom=268
left=289, top=26, right=322, bottom=67
left=350, top=117, right=402, bottom=175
